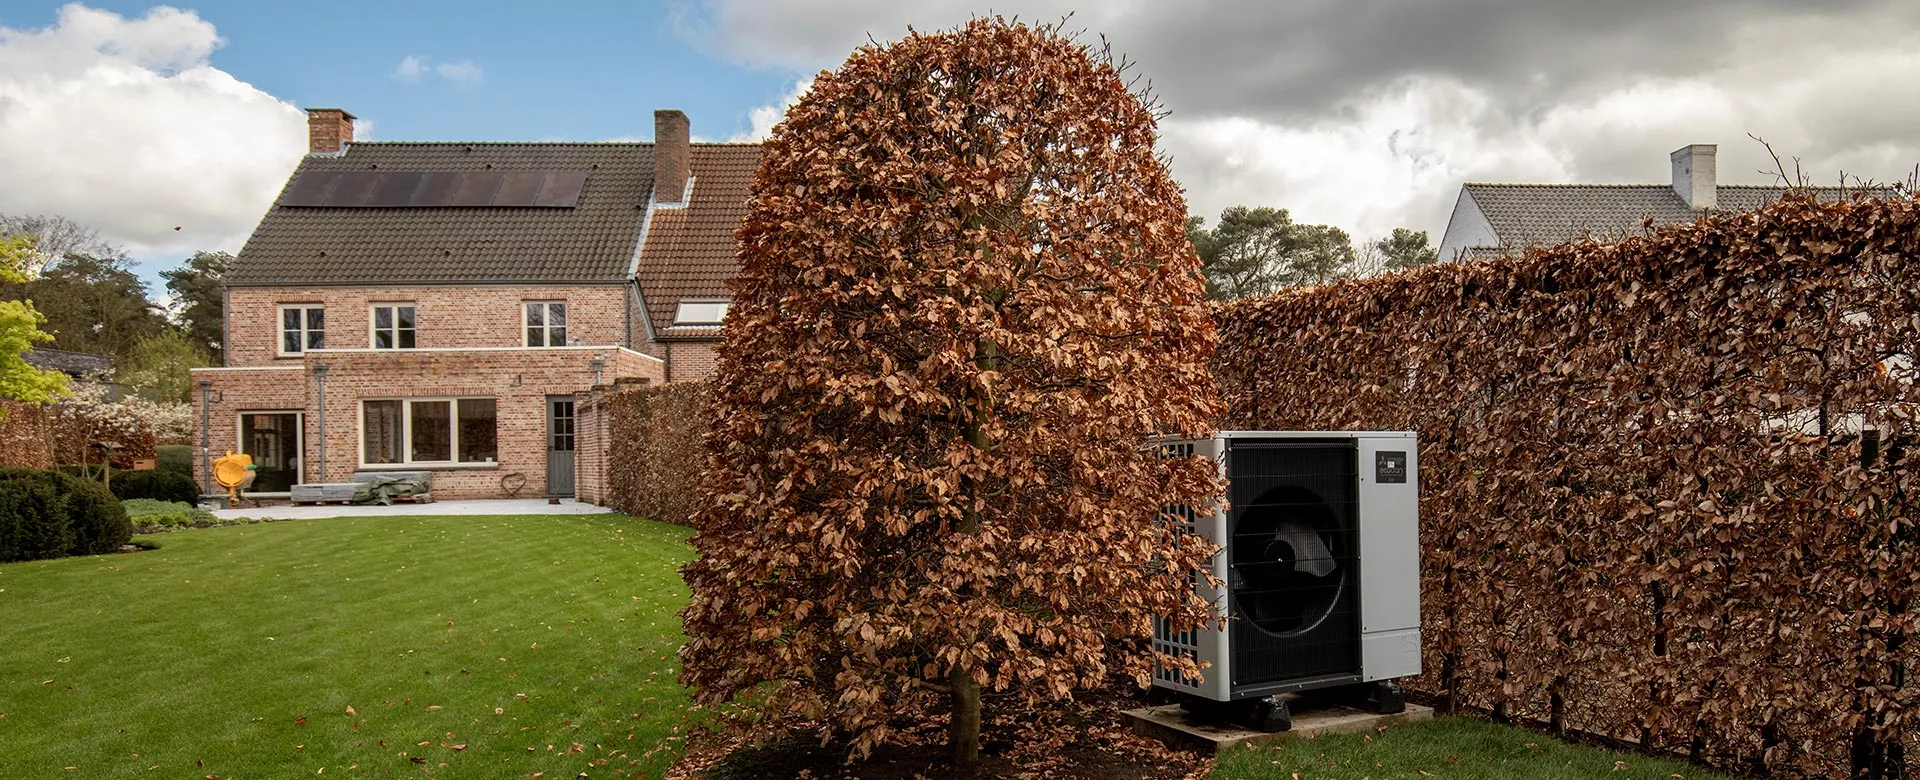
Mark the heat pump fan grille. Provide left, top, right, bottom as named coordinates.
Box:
left=1227, top=439, right=1361, bottom=688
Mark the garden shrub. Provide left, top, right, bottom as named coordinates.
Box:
left=53, top=471, right=131, bottom=555
left=0, top=469, right=69, bottom=562
left=122, top=498, right=217, bottom=532
left=156, top=444, right=193, bottom=480
left=108, top=469, right=199, bottom=505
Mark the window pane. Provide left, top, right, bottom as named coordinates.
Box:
left=363, top=401, right=403, bottom=464
left=526, top=304, right=544, bottom=327
left=552, top=326, right=568, bottom=346
left=458, top=399, right=497, bottom=463
left=284, top=329, right=300, bottom=354
left=398, top=328, right=415, bottom=349
left=308, top=330, right=325, bottom=350
left=397, top=306, right=415, bottom=329
left=374, top=306, right=392, bottom=329
left=410, top=401, right=451, bottom=462
left=283, top=308, right=300, bottom=331
left=547, top=304, right=566, bottom=327
left=526, top=327, right=543, bottom=347
left=306, top=307, right=324, bottom=331
left=374, top=329, right=392, bottom=349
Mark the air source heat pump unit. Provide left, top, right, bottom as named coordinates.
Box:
left=1153, top=431, right=1420, bottom=731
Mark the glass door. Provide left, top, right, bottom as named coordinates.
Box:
left=239, top=412, right=303, bottom=493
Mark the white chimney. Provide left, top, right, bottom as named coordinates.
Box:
left=1670, top=144, right=1717, bottom=210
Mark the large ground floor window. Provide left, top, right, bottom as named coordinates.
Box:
left=362, top=398, right=498, bottom=466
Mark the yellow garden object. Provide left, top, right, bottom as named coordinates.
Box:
left=212, top=451, right=257, bottom=508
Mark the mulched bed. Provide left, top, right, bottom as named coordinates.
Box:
left=670, top=689, right=1211, bottom=779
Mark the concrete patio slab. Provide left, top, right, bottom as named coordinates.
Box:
left=1124, top=700, right=1433, bottom=754
left=211, top=498, right=614, bottom=521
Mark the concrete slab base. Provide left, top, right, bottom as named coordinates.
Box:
left=1123, top=700, right=1434, bottom=754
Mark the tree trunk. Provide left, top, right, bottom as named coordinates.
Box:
left=950, top=665, right=982, bottom=768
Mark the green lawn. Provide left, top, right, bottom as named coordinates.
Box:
left=1211, top=715, right=1732, bottom=780
left=0, top=514, right=695, bottom=779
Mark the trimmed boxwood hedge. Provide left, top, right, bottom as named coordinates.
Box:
left=56, top=466, right=200, bottom=506
left=0, top=468, right=132, bottom=562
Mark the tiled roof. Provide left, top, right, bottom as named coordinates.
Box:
left=226, top=142, right=656, bottom=286
left=24, top=348, right=110, bottom=377
left=636, top=144, right=761, bottom=340
left=1464, top=183, right=1864, bottom=250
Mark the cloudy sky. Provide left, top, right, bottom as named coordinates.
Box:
left=3, top=1, right=1918, bottom=287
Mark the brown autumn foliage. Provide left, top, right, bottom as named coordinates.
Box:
left=1215, top=194, right=1920, bottom=778
left=678, top=18, right=1224, bottom=765
left=0, top=400, right=52, bottom=469
left=581, top=381, right=709, bottom=525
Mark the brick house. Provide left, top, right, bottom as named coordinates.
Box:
left=190, top=108, right=758, bottom=500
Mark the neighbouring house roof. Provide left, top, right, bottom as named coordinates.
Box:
left=226, top=142, right=657, bottom=286
left=1455, top=183, right=1870, bottom=258
left=25, top=348, right=110, bottom=378
left=636, top=144, right=761, bottom=340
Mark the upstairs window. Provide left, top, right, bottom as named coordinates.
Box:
left=524, top=301, right=568, bottom=347
left=673, top=300, right=729, bottom=325
left=370, top=303, right=417, bottom=349
left=279, top=305, right=324, bottom=355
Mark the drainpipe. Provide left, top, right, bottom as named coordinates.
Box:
left=313, top=363, right=328, bottom=482
left=199, top=379, right=213, bottom=496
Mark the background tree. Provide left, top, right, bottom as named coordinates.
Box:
left=0, top=236, right=70, bottom=406
left=4, top=253, right=167, bottom=361
left=1371, top=227, right=1440, bottom=271
left=0, top=213, right=117, bottom=277
left=1188, top=205, right=1358, bottom=299
left=117, top=330, right=209, bottom=402
left=161, top=250, right=230, bottom=359
left=680, top=18, right=1224, bottom=768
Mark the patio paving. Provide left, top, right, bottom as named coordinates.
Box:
left=210, top=498, right=614, bottom=521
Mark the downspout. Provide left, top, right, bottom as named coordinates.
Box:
left=313, top=363, right=328, bottom=482
left=198, top=379, right=213, bottom=496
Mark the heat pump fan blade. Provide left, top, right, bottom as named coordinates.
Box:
left=1273, top=519, right=1335, bottom=577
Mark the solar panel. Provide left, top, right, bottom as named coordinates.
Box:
left=449, top=173, right=504, bottom=207
left=534, top=171, right=588, bottom=207
left=328, top=171, right=382, bottom=207
left=411, top=172, right=462, bottom=207
left=278, top=170, right=588, bottom=208
left=494, top=172, right=547, bottom=206
left=281, top=171, right=340, bottom=206
left=368, top=172, right=424, bottom=207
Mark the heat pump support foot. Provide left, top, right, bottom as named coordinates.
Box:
left=1250, top=696, right=1292, bottom=733
left=1358, top=680, right=1406, bottom=714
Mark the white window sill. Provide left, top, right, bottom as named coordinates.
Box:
left=357, top=463, right=501, bottom=472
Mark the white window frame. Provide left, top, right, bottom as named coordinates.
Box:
left=358, top=397, right=499, bottom=467
left=522, top=300, right=569, bottom=347
left=277, top=304, right=325, bottom=356
left=673, top=299, right=730, bottom=325
left=369, top=302, right=418, bottom=350
left=234, top=411, right=304, bottom=494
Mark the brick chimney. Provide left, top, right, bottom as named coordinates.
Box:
left=653, top=109, right=691, bottom=204
left=1670, top=144, right=1716, bottom=210
left=307, top=108, right=356, bottom=154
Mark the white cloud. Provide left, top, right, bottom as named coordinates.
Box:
left=434, top=59, right=483, bottom=87
left=679, top=1, right=1920, bottom=244
left=0, top=3, right=306, bottom=261
left=392, top=54, right=484, bottom=88
left=728, top=78, right=813, bottom=142
left=393, top=54, right=426, bottom=82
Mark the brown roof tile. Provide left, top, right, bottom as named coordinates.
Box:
left=227, top=142, right=656, bottom=286
left=636, top=143, right=761, bottom=340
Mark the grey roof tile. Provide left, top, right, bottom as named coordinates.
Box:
left=1464, top=183, right=1869, bottom=251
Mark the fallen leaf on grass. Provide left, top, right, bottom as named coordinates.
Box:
left=451, top=744, right=467, bottom=751
left=345, top=705, right=356, bottom=716
left=408, top=757, right=426, bottom=765
left=1615, top=761, right=1630, bottom=771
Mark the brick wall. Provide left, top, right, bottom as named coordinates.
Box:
left=190, top=347, right=663, bottom=500
left=666, top=341, right=721, bottom=381
left=225, top=284, right=633, bottom=367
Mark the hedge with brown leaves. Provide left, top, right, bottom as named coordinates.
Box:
left=679, top=18, right=1224, bottom=765
left=592, top=381, right=709, bottom=526
left=0, top=401, right=52, bottom=469
left=1215, top=194, right=1920, bottom=778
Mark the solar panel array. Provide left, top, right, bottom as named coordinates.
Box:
left=280, top=170, right=589, bottom=208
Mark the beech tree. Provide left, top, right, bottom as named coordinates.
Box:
left=680, top=18, right=1224, bottom=767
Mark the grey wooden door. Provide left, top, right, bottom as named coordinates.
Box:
left=546, top=396, right=575, bottom=496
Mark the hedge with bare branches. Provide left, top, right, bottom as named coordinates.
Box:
left=1215, top=194, right=1920, bottom=778
left=678, top=18, right=1224, bottom=767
